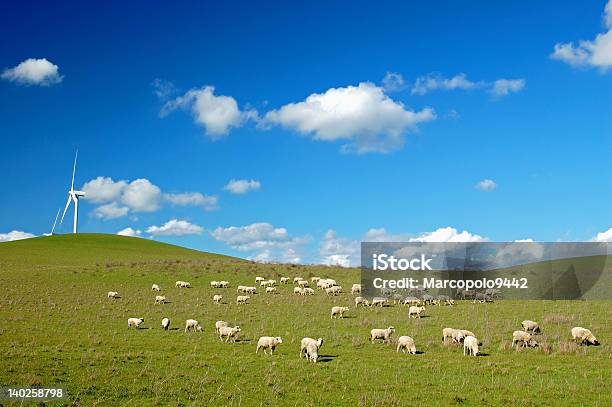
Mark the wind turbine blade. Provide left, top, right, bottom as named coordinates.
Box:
left=60, top=195, right=72, bottom=225
left=71, top=150, right=78, bottom=191
left=51, top=208, right=61, bottom=234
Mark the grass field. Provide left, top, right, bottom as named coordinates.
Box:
left=0, top=234, right=610, bottom=406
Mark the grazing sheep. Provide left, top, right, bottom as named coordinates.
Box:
left=154, top=295, right=166, bottom=304
left=396, top=336, right=417, bottom=354
left=351, top=284, right=362, bottom=295
left=261, top=280, right=274, bottom=287
left=300, top=337, right=324, bottom=359
left=219, top=325, right=241, bottom=342
left=302, top=288, right=315, bottom=295
left=185, top=319, right=203, bottom=333
left=161, top=317, right=170, bottom=331
left=370, top=327, right=395, bottom=343
left=179, top=281, right=191, bottom=288
left=210, top=281, right=220, bottom=288
left=237, top=285, right=248, bottom=293
left=304, top=342, right=319, bottom=363
left=297, top=280, right=309, bottom=288
left=422, top=294, right=434, bottom=305
left=293, top=287, right=304, bottom=295
left=408, top=306, right=426, bottom=318
left=256, top=336, right=283, bottom=355
left=403, top=297, right=421, bottom=306
left=175, top=281, right=184, bottom=287
left=127, top=317, right=144, bottom=328
left=311, top=277, right=321, bottom=283
left=442, top=328, right=464, bottom=344
left=355, top=297, right=371, bottom=307
left=280, top=277, right=290, bottom=284
left=330, top=306, right=349, bottom=319
left=571, top=327, right=599, bottom=345
left=255, top=277, right=265, bottom=283
left=512, top=330, right=538, bottom=348
left=219, top=281, right=229, bottom=288
left=460, top=330, right=476, bottom=339
left=326, top=279, right=337, bottom=286
left=325, top=286, right=342, bottom=296
left=473, top=293, right=492, bottom=303
left=266, top=287, right=277, bottom=294
left=244, top=287, right=257, bottom=294
left=151, top=284, right=160, bottom=291
left=485, top=288, right=501, bottom=298
left=293, top=277, right=303, bottom=284
left=215, top=320, right=229, bottom=333
left=463, top=335, right=479, bottom=356
left=213, top=294, right=223, bottom=304
left=236, top=295, right=250, bottom=304
left=371, top=297, right=388, bottom=307
left=107, top=291, right=119, bottom=299
left=521, top=320, right=541, bottom=333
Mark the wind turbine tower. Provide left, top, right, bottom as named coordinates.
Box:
left=60, top=151, right=86, bottom=234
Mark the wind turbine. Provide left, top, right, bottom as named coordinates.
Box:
left=60, top=150, right=86, bottom=234
left=43, top=208, right=61, bottom=236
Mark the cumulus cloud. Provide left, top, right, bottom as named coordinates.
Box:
left=489, top=79, right=525, bottom=98
left=408, top=227, right=487, bottom=242
left=82, top=177, right=215, bottom=219
left=223, top=179, right=261, bottom=194
left=382, top=71, right=407, bottom=92
left=0, top=230, right=36, bottom=243
left=117, top=227, right=142, bottom=237
left=475, top=179, right=497, bottom=191
left=319, top=229, right=359, bottom=267
left=164, top=192, right=218, bottom=211
left=161, top=85, right=256, bottom=138
left=147, top=219, right=203, bottom=236
left=264, top=82, right=435, bottom=154
left=92, top=202, right=130, bottom=220
left=211, top=222, right=309, bottom=262
left=1, top=58, right=63, bottom=86
left=592, top=227, right=612, bottom=242
left=411, top=73, right=480, bottom=95
left=551, top=1, right=612, bottom=70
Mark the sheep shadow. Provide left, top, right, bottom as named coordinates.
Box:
left=318, top=354, right=339, bottom=363
left=234, top=338, right=252, bottom=343
left=169, top=328, right=180, bottom=331
left=477, top=353, right=490, bottom=357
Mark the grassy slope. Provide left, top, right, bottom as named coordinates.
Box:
left=0, top=235, right=610, bottom=406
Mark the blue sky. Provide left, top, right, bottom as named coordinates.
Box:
left=1, top=1, right=611, bottom=264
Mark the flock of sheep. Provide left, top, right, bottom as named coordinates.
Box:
left=110, top=275, right=600, bottom=362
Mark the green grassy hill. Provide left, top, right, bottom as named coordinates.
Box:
left=0, top=235, right=610, bottom=406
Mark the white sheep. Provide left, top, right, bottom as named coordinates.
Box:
left=297, top=280, right=309, bottom=288
left=460, top=329, right=476, bottom=338
left=218, top=325, right=241, bottom=342
left=408, top=306, right=426, bottom=318
left=256, top=336, right=283, bottom=355
left=219, top=281, right=229, bottom=288
left=403, top=297, right=421, bottom=306
left=185, top=319, right=203, bottom=333
left=442, top=328, right=464, bottom=344
left=266, top=286, right=277, bottom=294
left=304, top=342, right=319, bottom=363
left=370, top=327, right=395, bottom=343
left=521, top=320, right=541, bottom=333
left=213, top=294, right=223, bottom=304
left=355, top=297, right=371, bottom=307
left=215, top=320, right=229, bottom=333
left=255, top=276, right=265, bottom=283
left=330, top=306, right=349, bottom=319
left=210, top=281, right=220, bottom=288
left=175, top=280, right=184, bottom=287
left=463, top=335, right=479, bottom=356
left=300, top=337, right=324, bottom=359
left=294, top=287, right=304, bottom=295
left=325, top=286, right=342, bottom=296
left=311, top=277, right=321, bottom=283
left=179, top=281, right=191, bottom=288
left=151, top=284, right=160, bottom=291
left=512, top=330, right=537, bottom=348
left=280, top=277, right=290, bottom=284
left=571, top=327, right=600, bottom=345
left=161, top=317, right=170, bottom=331
left=302, top=288, right=315, bottom=295
left=244, top=287, right=257, bottom=294
left=371, top=297, right=388, bottom=307
left=293, top=277, right=303, bottom=284
left=154, top=295, right=166, bottom=304
left=396, top=336, right=417, bottom=354
left=127, top=317, right=144, bottom=328
left=107, top=291, right=119, bottom=299
left=351, top=284, right=362, bottom=295
left=236, top=295, right=250, bottom=304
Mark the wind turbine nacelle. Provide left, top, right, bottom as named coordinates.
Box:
left=73, top=190, right=86, bottom=197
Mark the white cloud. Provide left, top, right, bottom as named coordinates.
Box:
left=514, top=238, right=535, bottom=242
left=412, top=73, right=479, bottom=95
left=117, top=227, right=142, bottom=237
left=475, top=179, right=497, bottom=191
left=223, top=179, right=261, bottom=194
left=0, top=230, right=36, bottom=243
left=92, top=202, right=130, bottom=220
left=319, top=229, right=359, bottom=267
left=161, top=86, right=256, bottom=138
left=592, top=227, right=612, bottom=242
left=382, top=72, right=407, bottom=92
left=363, top=228, right=410, bottom=242
left=264, top=82, right=435, bottom=154
left=408, top=227, right=487, bottom=243
left=551, top=1, right=612, bottom=70
left=1, top=58, right=63, bottom=86
left=147, top=219, right=203, bottom=236
left=151, top=78, right=176, bottom=100
left=83, top=177, right=215, bottom=219
left=490, top=79, right=525, bottom=98
left=82, top=177, right=128, bottom=204
left=164, top=192, right=218, bottom=211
